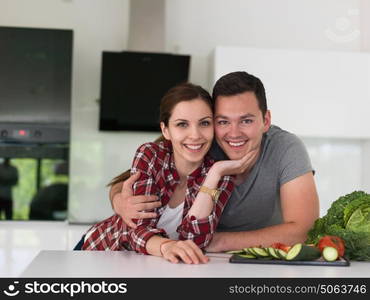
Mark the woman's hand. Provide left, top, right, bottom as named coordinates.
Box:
left=160, top=240, right=209, bottom=264
left=211, top=147, right=259, bottom=177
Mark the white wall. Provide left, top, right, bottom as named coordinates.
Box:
left=302, top=138, right=364, bottom=216
left=212, top=46, right=370, bottom=139
left=165, top=0, right=363, bottom=89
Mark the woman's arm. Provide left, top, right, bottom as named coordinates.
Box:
left=188, top=148, right=259, bottom=219
left=186, top=166, right=223, bottom=219
left=178, top=149, right=259, bottom=248
left=124, top=143, right=168, bottom=254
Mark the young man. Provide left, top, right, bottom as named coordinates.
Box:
left=109, top=71, right=319, bottom=252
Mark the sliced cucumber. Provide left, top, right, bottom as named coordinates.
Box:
left=285, top=243, right=321, bottom=261
left=237, top=254, right=256, bottom=259
left=275, top=249, right=287, bottom=260
left=267, top=247, right=280, bottom=259
left=252, top=247, right=269, bottom=257
left=243, top=248, right=255, bottom=255
left=322, top=247, right=339, bottom=262
left=247, top=248, right=259, bottom=256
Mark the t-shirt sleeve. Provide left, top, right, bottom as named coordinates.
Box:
left=278, top=134, right=313, bottom=187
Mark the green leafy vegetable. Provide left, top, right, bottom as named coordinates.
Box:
left=306, top=191, right=370, bottom=261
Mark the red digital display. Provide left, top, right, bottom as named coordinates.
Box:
left=12, top=129, right=30, bottom=138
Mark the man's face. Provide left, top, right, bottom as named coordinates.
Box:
left=214, top=91, right=271, bottom=160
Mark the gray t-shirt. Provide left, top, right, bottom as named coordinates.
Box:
left=210, top=125, right=313, bottom=232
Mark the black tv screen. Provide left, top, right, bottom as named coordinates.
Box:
left=99, top=51, right=190, bottom=131
left=0, top=26, right=73, bottom=125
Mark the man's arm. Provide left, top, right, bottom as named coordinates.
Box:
left=206, top=172, right=319, bottom=252
left=109, top=172, right=161, bottom=228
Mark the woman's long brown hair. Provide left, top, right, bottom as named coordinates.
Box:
left=107, top=82, right=213, bottom=187
left=107, top=135, right=165, bottom=187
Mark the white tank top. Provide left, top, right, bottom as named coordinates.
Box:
left=156, top=202, right=185, bottom=240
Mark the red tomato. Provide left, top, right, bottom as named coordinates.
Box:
left=317, top=236, right=345, bottom=257
left=271, top=242, right=291, bottom=253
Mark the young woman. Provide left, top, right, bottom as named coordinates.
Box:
left=80, top=83, right=246, bottom=264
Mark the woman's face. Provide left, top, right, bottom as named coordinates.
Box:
left=161, top=98, right=214, bottom=172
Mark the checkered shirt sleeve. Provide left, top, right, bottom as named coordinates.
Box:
left=81, top=214, right=128, bottom=250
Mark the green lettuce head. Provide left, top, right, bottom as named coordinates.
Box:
left=346, top=204, right=370, bottom=233
left=307, top=191, right=370, bottom=260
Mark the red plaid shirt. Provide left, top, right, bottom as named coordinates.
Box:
left=82, top=141, right=234, bottom=253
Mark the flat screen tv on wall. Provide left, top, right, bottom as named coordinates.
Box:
left=0, top=26, right=73, bottom=125
left=99, top=51, right=190, bottom=132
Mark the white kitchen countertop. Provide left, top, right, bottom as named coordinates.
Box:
left=21, top=250, right=370, bottom=278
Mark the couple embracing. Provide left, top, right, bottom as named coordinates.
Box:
left=76, top=71, right=319, bottom=264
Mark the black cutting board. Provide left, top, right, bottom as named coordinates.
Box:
left=229, top=254, right=350, bottom=267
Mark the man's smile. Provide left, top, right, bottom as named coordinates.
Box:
left=227, top=140, right=246, bottom=147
